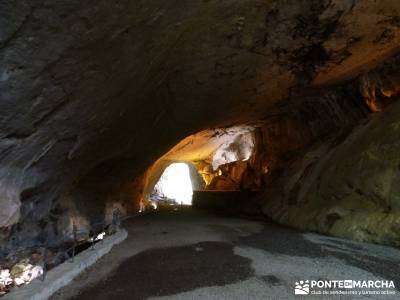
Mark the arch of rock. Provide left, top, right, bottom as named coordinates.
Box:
left=1, top=0, right=400, bottom=253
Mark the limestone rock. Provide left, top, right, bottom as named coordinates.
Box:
left=0, top=0, right=400, bottom=251
left=10, top=261, right=43, bottom=285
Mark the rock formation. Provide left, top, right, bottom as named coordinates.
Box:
left=0, top=0, right=400, bottom=256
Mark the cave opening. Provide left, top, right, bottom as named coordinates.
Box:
left=150, top=162, right=194, bottom=206
left=142, top=126, right=264, bottom=215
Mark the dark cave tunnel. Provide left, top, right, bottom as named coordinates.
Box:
left=1, top=0, right=400, bottom=294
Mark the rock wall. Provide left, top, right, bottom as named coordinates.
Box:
left=263, top=98, right=400, bottom=246
left=259, top=59, right=400, bottom=246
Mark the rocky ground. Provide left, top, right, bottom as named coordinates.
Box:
left=50, top=207, right=400, bottom=300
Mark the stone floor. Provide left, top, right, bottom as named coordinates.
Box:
left=51, top=207, right=400, bottom=300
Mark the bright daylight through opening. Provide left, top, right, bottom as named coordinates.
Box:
left=152, top=163, right=193, bottom=205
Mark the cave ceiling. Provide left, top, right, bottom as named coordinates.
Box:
left=0, top=0, right=399, bottom=232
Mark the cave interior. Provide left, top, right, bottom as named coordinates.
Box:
left=0, top=0, right=400, bottom=275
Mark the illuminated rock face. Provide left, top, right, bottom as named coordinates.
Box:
left=258, top=58, right=400, bottom=246
left=0, top=0, right=400, bottom=250
left=262, top=98, right=400, bottom=246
